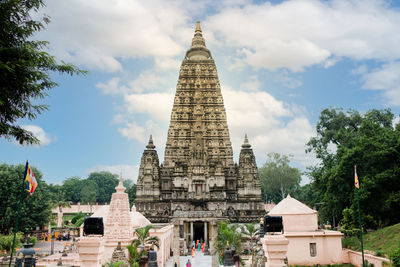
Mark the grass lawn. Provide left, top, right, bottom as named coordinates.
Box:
left=342, top=223, right=400, bottom=257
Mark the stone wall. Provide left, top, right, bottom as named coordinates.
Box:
left=343, top=249, right=390, bottom=267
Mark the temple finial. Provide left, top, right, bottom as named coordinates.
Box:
left=146, top=134, right=155, bottom=149
left=195, top=21, right=202, bottom=34
left=115, top=172, right=125, bottom=192
left=242, top=134, right=251, bottom=148
left=186, top=21, right=210, bottom=60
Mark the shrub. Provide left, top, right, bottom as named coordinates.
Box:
left=0, top=233, right=22, bottom=252
left=340, top=228, right=360, bottom=237
left=29, top=236, right=37, bottom=246
left=75, top=217, right=85, bottom=227
left=342, top=208, right=356, bottom=230
left=375, top=250, right=385, bottom=257
left=342, top=236, right=360, bottom=250
left=390, top=243, right=400, bottom=267
left=71, top=212, right=85, bottom=224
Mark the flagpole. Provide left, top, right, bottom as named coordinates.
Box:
left=8, top=161, right=28, bottom=267
left=355, top=165, right=365, bottom=267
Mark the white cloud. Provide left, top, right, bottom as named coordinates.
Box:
left=118, top=120, right=167, bottom=158
left=20, top=125, right=56, bottom=146
left=205, top=0, right=400, bottom=71
left=222, top=86, right=315, bottom=166
left=128, top=71, right=168, bottom=93
left=361, top=61, right=400, bottom=105
left=241, top=75, right=261, bottom=91
left=36, top=0, right=400, bottom=75
left=86, top=164, right=140, bottom=183
left=123, top=92, right=174, bottom=122
left=96, top=77, right=121, bottom=95
left=40, top=0, right=192, bottom=72
left=275, top=70, right=303, bottom=89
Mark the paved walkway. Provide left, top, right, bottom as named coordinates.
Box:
left=34, top=240, right=74, bottom=255
left=165, top=250, right=213, bottom=267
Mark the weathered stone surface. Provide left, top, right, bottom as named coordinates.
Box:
left=110, top=242, right=129, bottom=266
left=135, top=21, right=264, bottom=223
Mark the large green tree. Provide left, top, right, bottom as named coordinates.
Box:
left=80, top=180, right=99, bottom=204
left=62, top=177, right=83, bottom=203
left=307, top=108, right=400, bottom=228
left=259, top=152, right=302, bottom=204
left=0, top=163, right=52, bottom=234
left=0, top=0, right=85, bottom=145
left=126, top=183, right=137, bottom=207
left=87, top=172, right=118, bottom=203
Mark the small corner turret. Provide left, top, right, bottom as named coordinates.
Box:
left=135, top=135, right=160, bottom=202
left=238, top=134, right=262, bottom=200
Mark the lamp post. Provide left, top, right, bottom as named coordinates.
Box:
left=15, top=238, right=36, bottom=267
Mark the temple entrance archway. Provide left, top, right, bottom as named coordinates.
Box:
left=193, top=221, right=205, bottom=243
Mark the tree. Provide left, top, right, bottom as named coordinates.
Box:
left=214, top=221, right=242, bottom=258
left=307, top=108, right=400, bottom=227
left=87, top=172, right=118, bottom=203
left=259, top=152, right=301, bottom=204
left=293, top=183, right=319, bottom=209
left=241, top=223, right=259, bottom=267
left=126, top=183, right=137, bottom=207
left=62, top=177, right=83, bottom=203
left=0, top=0, right=85, bottom=145
left=0, top=163, right=52, bottom=234
left=126, top=241, right=144, bottom=267
left=131, top=225, right=159, bottom=250
left=80, top=180, right=99, bottom=204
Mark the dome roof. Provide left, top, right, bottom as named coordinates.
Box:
left=268, top=195, right=316, bottom=215
left=90, top=205, right=109, bottom=218
left=130, top=210, right=151, bottom=229
left=89, top=205, right=150, bottom=230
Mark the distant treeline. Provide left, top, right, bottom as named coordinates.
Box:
left=48, top=172, right=136, bottom=206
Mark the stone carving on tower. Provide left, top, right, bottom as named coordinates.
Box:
left=135, top=22, right=264, bottom=223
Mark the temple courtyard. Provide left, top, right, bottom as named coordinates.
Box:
left=165, top=250, right=211, bottom=267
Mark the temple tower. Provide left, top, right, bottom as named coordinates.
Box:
left=135, top=22, right=264, bottom=233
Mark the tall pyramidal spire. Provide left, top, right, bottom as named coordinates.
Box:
left=135, top=21, right=263, bottom=223
left=163, top=21, right=234, bottom=169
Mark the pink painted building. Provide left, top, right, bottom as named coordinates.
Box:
left=268, top=195, right=343, bottom=265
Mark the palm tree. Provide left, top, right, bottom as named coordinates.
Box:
left=131, top=225, right=160, bottom=250
left=214, top=221, right=243, bottom=259
left=126, top=225, right=159, bottom=267
left=126, top=241, right=144, bottom=267
left=241, top=223, right=260, bottom=267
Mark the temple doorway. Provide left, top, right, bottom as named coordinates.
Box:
left=193, top=221, right=204, bottom=243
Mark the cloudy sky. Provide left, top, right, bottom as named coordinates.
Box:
left=2, top=0, right=400, bottom=184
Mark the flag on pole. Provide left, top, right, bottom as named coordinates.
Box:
left=354, top=165, right=359, bottom=189
left=25, top=162, right=38, bottom=196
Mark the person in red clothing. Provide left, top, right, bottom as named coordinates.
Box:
left=191, top=246, right=195, bottom=258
